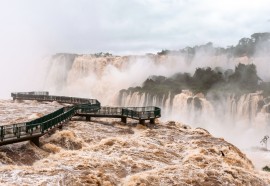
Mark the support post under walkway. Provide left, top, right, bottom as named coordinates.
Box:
left=86, top=116, right=91, bottom=121
left=30, top=137, right=40, bottom=147
left=121, top=117, right=127, bottom=123
left=139, top=119, right=145, bottom=125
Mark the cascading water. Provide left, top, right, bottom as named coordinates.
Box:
left=118, top=90, right=214, bottom=124
left=44, top=54, right=195, bottom=105
left=117, top=89, right=270, bottom=147
left=118, top=90, right=270, bottom=124
left=45, top=53, right=78, bottom=91
left=45, top=53, right=246, bottom=101
left=43, top=53, right=270, bottom=147
left=44, top=54, right=270, bottom=128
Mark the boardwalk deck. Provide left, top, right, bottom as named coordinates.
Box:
left=0, top=92, right=161, bottom=146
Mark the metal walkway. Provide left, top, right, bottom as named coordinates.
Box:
left=0, top=92, right=161, bottom=146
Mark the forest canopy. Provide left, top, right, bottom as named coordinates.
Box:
left=157, top=32, right=270, bottom=58
left=121, top=32, right=270, bottom=98
left=120, top=64, right=268, bottom=97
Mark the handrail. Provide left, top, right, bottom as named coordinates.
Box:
left=0, top=92, right=101, bottom=144
left=122, top=107, right=161, bottom=119
left=81, top=106, right=161, bottom=119
left=11, top=93, right=100, bottom=105
left=12, top=91, right=49, bottom=96
left=0, top=92, right=161, bottom=146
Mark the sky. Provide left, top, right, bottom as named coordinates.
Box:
left=0, top=0, right=270, bottom=98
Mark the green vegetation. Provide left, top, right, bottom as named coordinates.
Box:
left=122, top=32, right=270, bottom=97
left=121, top=64, right=263, bottom=97
left=228, top=64, right=261, bottom=92
left=259, top=82, right=270, bottom=97
left=94, top=52, right=112, bottom=57
left=157, top=49, right=170, bottom=55
left=262, top=166, right=270, bottom=172
left=157, top=32, right=270, bottom=58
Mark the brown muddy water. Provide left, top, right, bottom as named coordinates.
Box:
left=0, top=100, right=269, bottom=186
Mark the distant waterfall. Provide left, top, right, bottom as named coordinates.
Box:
left=118, top=90, right=213, bottom=122
left=118, top=90, right=270, bottom=126
left=44, top=54, right=131, bottom=103
left=44, top=53, right=270, bottom=127
left=45, top=54, right=78, bottom=91
left=225, top=92, right=270, bottom=127
left=119, top=91, right=169, bottom=107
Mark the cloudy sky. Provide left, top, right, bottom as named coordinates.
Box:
left=0, top=0, right=270, bottom=97
left=1, top=0, right=270, bottom=54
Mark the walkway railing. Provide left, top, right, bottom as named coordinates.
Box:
left=11, top=92, right=100, bottom=105
left=77, top=106, right=161, bottom=119
left=122, top=106, right=161, bottom=119
left=0, top=92, right=161, bottom=146
left=0, top=107, right=75, bottom=142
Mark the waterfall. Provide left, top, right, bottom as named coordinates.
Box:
left=119, top=91, right=165, bottom=107
left=44, top=53, right=78, bottom=91
left=45, top=54, right=132, bottom=103
left=224, top=92, right=270, bottom=127
left=118, top=90, right=213, bottom=123
left=118, top=90, right=270, bottom=128
left=44, top=53, right=270, bottom=128
left=43, top=53, right=270, bottom=149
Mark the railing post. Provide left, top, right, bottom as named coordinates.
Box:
left=16, top=127, right=21, bottom=138
left=0, top=126, right=4, bottom=141
left=30, top=126, right=33, bottom=135
left=41, top=123, right=44, bottom=133
left=13, top=124, right=17, bottom=135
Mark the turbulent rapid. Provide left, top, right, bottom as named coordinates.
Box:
left=0, top=100, right=270, bottom=185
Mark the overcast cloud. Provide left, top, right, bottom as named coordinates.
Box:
left=0, top=0, right=270, bottom=97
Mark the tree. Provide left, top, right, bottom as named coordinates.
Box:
left=157, top=49, right=170, bottom=55
left=192, top=67, right=223, bottom=93
left=234, top=37, right=254, bottom=57
left=228, top=64, right=260, bottom=91
left=251, top=33, right=270, bottom=43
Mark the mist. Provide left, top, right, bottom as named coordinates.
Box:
left=43, top=48, right=270, bottom=151
left=0, top=1, right=100, bottom=99
left=44, top=52, right=235, bottom=104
